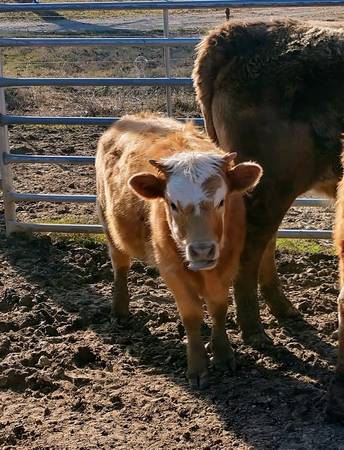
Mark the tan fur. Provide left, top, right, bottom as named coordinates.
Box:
left=96, top=113, right=262, bottom=387
left=334, top=143, right=344, bottom=374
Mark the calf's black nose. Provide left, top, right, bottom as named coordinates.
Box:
left=188, top=242, right=216, bottom=260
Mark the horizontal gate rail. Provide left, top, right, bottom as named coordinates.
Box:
left=4, top=154, right=95, bottom=165
left=8, top=221, right=104, bottom=234
left=0, top=115, right=204, bottom=126
left=5, top=220, right=333, bottom=239
left=9, top=192, right=96, bottom=203
left=1, top=0, right=344, bottom=12
left=6, top=190, right=331, bottom=209
left=292, top=198, right=330, bottom=207
left=0, top=0, right=234, bottom=12
left=0, top=77, right=193, bottom=88
left=277, top=229, right=332, bottom=239
left=0, top=38, right=199, bottom=48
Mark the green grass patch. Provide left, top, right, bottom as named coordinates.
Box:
left=31, top=215, right=106, bottom=246
left=277, top=238, right=334, bottom=255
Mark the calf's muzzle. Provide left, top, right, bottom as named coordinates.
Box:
left=186, top=240, right=219, bottom=271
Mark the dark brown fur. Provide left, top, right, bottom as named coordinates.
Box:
left=193, top=20, right=344, bottom=415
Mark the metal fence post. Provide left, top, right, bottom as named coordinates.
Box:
left=163, top=7, right=172, bottom=116
left=0, top=56, right=16, bottom=235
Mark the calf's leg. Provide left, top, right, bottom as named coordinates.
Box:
left=161, top=270, right=208, bottom=389
left=259, top=234, right=299, bottom=319
left=205, top=295, right=235, bottom=371
left=97, top=201, right=131, bottom=319
left=109, top=246, right=131, bottom=319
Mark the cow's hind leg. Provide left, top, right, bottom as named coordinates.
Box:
left=234, top=230, right=273, bottom=347
left=234, top=191, right=297, bottom=347
left=98, top=202, right=131, bottom=319
left=259, top=234, right=299, bottom=319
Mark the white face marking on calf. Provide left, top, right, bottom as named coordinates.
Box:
left=163, top=152, right=228, bottom=209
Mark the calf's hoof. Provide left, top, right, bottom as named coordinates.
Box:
left=111, top=302, right=130, bottom=323
left=207, top=339, right=236, bottom=372
left=187, top=368, right=209, bottom=390
left=111, top=289, right=130, bottom=321
left=211, top=350, right=236, bottom=373
left=326, top=374, right=344, bottom=423
left=243, top=330, right=273, bottom=348
left=187, top=352, right=209, bottom=390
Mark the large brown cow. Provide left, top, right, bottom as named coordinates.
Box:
left=193, top=20, right=344, bottom=416
left=193, top=20, right=344, bottom=341
left=96, top=113, right=262, bottom=388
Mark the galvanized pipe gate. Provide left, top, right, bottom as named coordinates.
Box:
left=0, top=0, right=341, bottom=238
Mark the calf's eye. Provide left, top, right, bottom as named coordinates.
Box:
left=218, top=199, right=224, bottom=208
left=170, top=202, right=177, bottom=211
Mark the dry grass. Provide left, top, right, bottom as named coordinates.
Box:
left=4, top=45, right=198, bottom=118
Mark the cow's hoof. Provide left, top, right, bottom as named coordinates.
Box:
left=243, top=330, right=273, bottom=348
left=275, top=304, right=301, bottom=321
left=187, top=370, right=209, bottom=390
left=326, top=374, right=344, bottom=423
left=208, top=338, right=236, bottom=372
left=110, top=307, right=130, bottom=324
left=263, top=290, right=300, bottom=320
left=211, top=352, right=236, bottom=373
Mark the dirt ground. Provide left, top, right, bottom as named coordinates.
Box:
left=1, top=5, right=344, bottom=450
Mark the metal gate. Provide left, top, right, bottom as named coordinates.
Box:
left=0, top=0, right=341, bottom=238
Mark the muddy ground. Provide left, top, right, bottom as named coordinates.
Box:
left=0, top=197, right=343, bottom=450
left=1, top=5, right=344, bottom=450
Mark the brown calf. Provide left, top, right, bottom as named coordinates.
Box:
left=96, top=113, right=262, bottom=388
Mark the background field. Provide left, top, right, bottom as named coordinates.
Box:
left=0, top=5, right=343, bottom=449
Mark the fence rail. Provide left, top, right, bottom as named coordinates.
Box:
left=0, top=77, right=193, bottom=87
left=0, top=37, right=199, bottom=47
left=1, top=0, right=340, bottom=238
left=1, top=0, right=344, bottom=12
left=0, top=115, right=205, bottom=126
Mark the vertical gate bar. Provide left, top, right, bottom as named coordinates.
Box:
left=163, top=7, right=172, bottom=116
left=0, top=56, right=16, bottom=235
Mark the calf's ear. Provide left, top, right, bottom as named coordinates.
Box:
left=227, top=162, right=263, bottom=193
left=129, top=172, right=166, bottom=199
